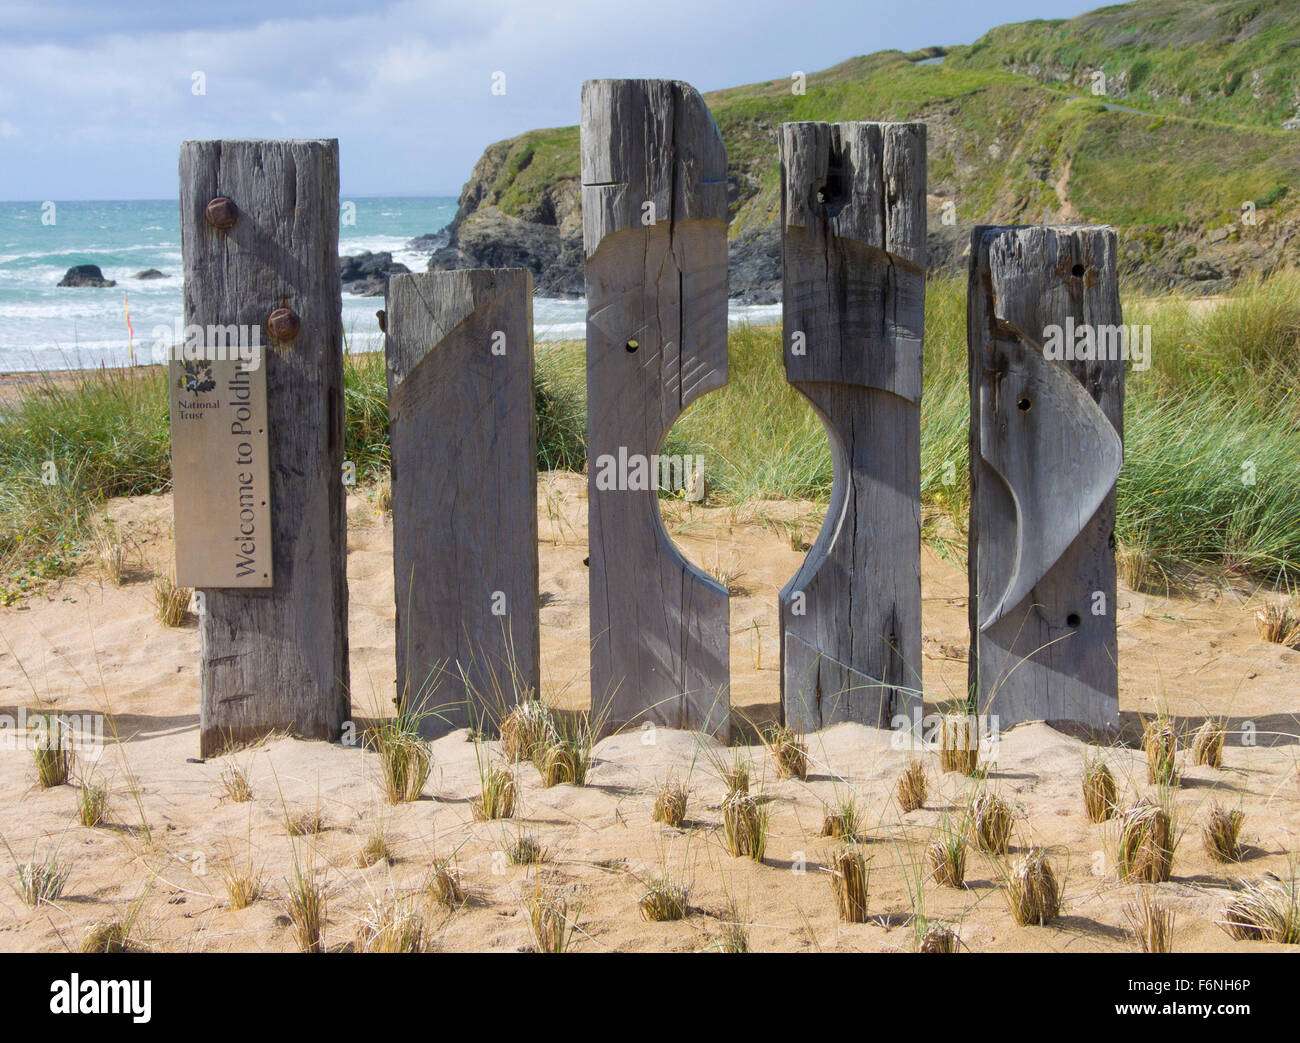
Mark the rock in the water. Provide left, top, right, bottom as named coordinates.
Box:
left=426, top=209, right=584, bottom=297
left=134, top=268, right=166, bottom=280
left=58, top=264, right=116, bottom=288
left=339, top=251, right=410, bottom=296
left=405, top=229, right=450, bottom=253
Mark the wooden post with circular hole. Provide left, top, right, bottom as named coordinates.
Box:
left=968, top=225, right=1123, bottom=735
left=581, top=79, right=730, bottom=737
left=777, top=121, right=927, bottom=734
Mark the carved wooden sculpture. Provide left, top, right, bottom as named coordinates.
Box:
left=180, top=139, right=350, bottom=757
left=386, top=269, right=539, bottom=736
left=777, top=121, right=926, bottom=732
left=582, top=79, right=729, bottom=736
left=968, top=225, right=1123, bottom=733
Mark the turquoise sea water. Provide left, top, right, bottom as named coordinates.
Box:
left=0, top=197, right=780, bottom=373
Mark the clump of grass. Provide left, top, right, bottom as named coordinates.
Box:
left=722, top=793, right=769, bottom=861
left=829, top=844, right=870, bottom=923
left=284, top=861, right=327, bottom=953
left=526, top=882, right=580, bottom=952
left=91, top=521, right=125, bottom=585
left=1124, top=890, right=1175, bottom=953
left=926, top=831, right=967, bottom=888
left=355, top=897, right=423, bottom=953
left=972, top=791, right=1014, bottom=854
left=820, top=792, right=862, bottom=840
left=535, top=709, right=601, bottom=786
left=1218, top=875, right=1300, bottom=943
left=12, top=854, right=70, bottom=906
left=1192, top=718, right=1226, bottom=768
left=1116, top=536, right=1153, bottom=591
left=897, top=759, right=927, bottom=813
left=80, top=919, right=147, bottom=953
left=153, top=572, right=191, bottom=627
left=1255, top=601, right=1300, bottom=648
left=1082, top=752, right=1117, bottom=823
left=718, top=750, right=750, bottom=797
left=1004, top=849, right=1061, bottom=927
left=715, top=899, right=749, bottom=953
left=1202, top=803, right=1244, bottom=863
left=472, top=765, right=516, bottom=821
left=652, top=777, right=688, bottom=828
left=917, top=922, right=959, bottom=953
left=762, top=724, right=807, bottom=780
left=1117, top=797, right=1174, bottom=883
left=33, top=715, right=74, bottom=789
left=284, top=808, right=327, bottom=837
left=223, top=863, right=262, bottom=910
left=365, top=715, right=432, bottom=804
left=939, top=713, right=980, bottom=775
left=428, top=862, right=465, bottom=908
left=219, top=761, right=252, bottom=804
left=1142, top=712, right=1178, bottom=786
left=77, top=778, right=109, bottom=828
left=501, top=699, right=554, bottom=762
left=357, top=830, right=395, bottom=868
left=506, top=829, right=548, bottom=866
left=638, top=875, right=689, bottom=922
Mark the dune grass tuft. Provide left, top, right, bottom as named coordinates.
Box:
left=722, top=793, right=769, bottom=860
left=1004, top=849, right=1061, bottom=927
left=762, top=724, right=807, bottom=780
left=1202, top=802, right=1244, bottom=863
left=829, top=843, right=871, bottom=923
left=1218, top=874, right=1300, bottom=944
left=1142, top=713, right=1179, bottom=786
left=652, top=777, right=689, bottom=828
left=1192, top=718, right=1226, bottom=769
left=526, top=881, right=580, bottom=952
left=638, top=876, right=689, bottom=922
left=939, top=713, right=980, bottom=775
left=1124, top=890, right=1175, bottom=953
left=1082, top=752, right=1117, bottom=823
left=971, top=791, right=1014, bottom=854
left=1118, top=797, right=1175, bottom=883
left=897, top=759, right=927, bottom=813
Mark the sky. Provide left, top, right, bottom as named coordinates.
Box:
left=0, top=0, right=1102, bottom=200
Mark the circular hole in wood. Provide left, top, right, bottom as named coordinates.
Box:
left=1071, top=263, right=1085, bottom=277
left=625, top=339, right=639, bottom=353
left=1066, top=612, right=1081, bottom=628
left=1017, top=397, right=1032, bottom=412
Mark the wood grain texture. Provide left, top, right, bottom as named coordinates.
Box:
left=582, top=79, right=730, bottom=737
left=968, top=224, right=1123, bottom=734
left=180, top=139, right=349, bottom=757
left=777, top=121, right=926, bottom=733
left=385, top=269, right=539, bottom=737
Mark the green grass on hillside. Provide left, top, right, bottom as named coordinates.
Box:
left=2, top=272, right=1298, bottom=602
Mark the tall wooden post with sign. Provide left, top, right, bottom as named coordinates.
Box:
left=582, top=79, right=730, bottom=738
left=777, top=121, right=926, bottom=733
left=178, top=139, right=350, bottom=757
left=967, top=225, right=1123, bottom=733
left=385, top=268, right=539, bottom=737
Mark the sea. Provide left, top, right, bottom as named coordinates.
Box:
left=0, top=197, right=781, bottom=373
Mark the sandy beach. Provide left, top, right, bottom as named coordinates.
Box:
left=0, top=473, right=1295, bottom=952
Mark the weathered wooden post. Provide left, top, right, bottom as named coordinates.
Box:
left=582, top=79, right=730, bottom=736
left=968, top=225, right=1123, bottom=734
left=385, top=269, right=539, bottom=736
left=179, top=139, right=349, bottom=756
left=777, top=121, right=926, bottom=733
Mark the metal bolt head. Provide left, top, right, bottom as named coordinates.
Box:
left=267, top=307, right=300, bottom=345
left=205, top=197, right=238, bottom=231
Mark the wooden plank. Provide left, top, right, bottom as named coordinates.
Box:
left=385, top=269, right=539, bottom=736
left=581, top=79, right=730, bottom=737
left=180, top=139, right=350, bottom=757
left=967, top=224, right=1124, bottom=734
left=777, top=121, right=926, bottom=733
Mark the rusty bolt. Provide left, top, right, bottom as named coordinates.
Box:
left=205, top=197, right=238, bottom=230
left=267, top=307, right=301, bottom=345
